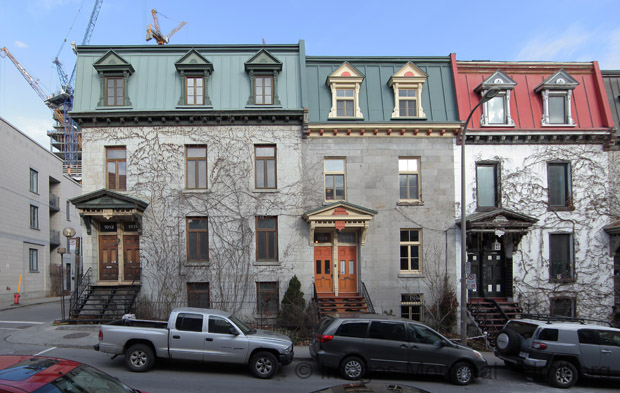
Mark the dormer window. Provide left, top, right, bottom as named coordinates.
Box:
left=175, top=50, right=214, bottom=108
left=388, top=62, right=427, bottom=119
left=535, top=69, right=578, bottom=126
left=245, top=49, right=282, bottom=107
left=475, top=70, right=515, bottom=126
left=93, top=51, right=135, bottom=109
left=327, top=62, right=364, bottom=119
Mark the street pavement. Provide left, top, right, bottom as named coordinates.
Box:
left=0, top=295, right=504, bottom=366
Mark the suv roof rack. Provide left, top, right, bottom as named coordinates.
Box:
left=520, top=313, right=612, bottom=327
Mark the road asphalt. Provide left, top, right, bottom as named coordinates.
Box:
left=0, top=295, right=504, bottom=366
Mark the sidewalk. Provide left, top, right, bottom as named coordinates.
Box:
left=1, top=296, right=504, bottom=365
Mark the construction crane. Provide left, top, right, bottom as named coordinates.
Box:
left=146, top=9, right=187, bottom=45
left=0, top=47, right=66, bottom=126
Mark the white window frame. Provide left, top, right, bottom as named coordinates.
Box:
left=327, top=62, right=364, bottom=119
left=399, top=157, right=421, bottom=201
left=535, top=69, right=578, bottom=127
left=388, top=62, right=427, bottom=119
left=400, top=229, right=422, bottom=274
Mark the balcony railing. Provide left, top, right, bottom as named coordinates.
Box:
left=49, top=193, right=60, bottom=211
left=50, top=229, right=60, bottom=246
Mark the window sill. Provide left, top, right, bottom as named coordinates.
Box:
left=30, top=227, right=40, bottom=231
left=183, top=189, right=210, bottom=194
left=96, top=105, right=133, bottom=111
left=399, top=273, right=424, bottom=278
left=254, top=261, right=280, bottom=266
left=541, top=123, right=576, bottom=127
left=245, top=104, right=283, bottom=109
left=252, top=189, right=279, bottom=193
left=176, top=104, right=214, bottom=110
left=327, top=117, right=364, bottom=121
left=391, top=116, right=427, bottom=121
left=29, top=270, right=39, bottom=273
left=184, top=262, right=210, bottom=267
left=480, top=123, right=515, bottom=128
left=397, top=201, right=424, bottom=207
left=549, top=278, right=576, bottom=284
left=548, top=206, right=574, bottom=212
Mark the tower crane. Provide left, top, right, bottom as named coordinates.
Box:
left=0, top=47, right=66, bottom=126
left=146, top=9, right=187, bottom=45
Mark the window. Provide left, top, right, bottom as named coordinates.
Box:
left=185, top=76, right=204, bottom=105
left=245, top=49, right=282, bottom=106
left=175, top=313, right=203, bottom=332
left=408, top=324, right=443, bottom=345
left=327, top=62, right=364, bottom=119
left=388, top=62, right=427, bottom=119
left=29, top=249, right=38, bottom=272
left=187, top=217, right=208, bottom=261
left=186, top=146, right=207, bottom=189
left=93, top=50, right=134, bottom=108
left=254, top=76, right=273, bottom=105
left=187, top=282, right=210, bottom=308
left=105, top=77, right=124, bottom=106
left=29, top=205, right=39, bottom=229
left=548, top=162, right=571, bottom=209
left=66, top=200, right=71, bottom=221
left=476, top=162, right=500, bottom=210
left=475, top=70, right=516, bottom=126
left=208, top=316, right=236, bottom=334
left=549, top=233, right=574, bottom=281
left=538, top=328, right=559, bottom=341
left=400, top=229, right=421, bottom=273
left=255, top=145, right=276, bottom=189
left=324, top=158, right=345, bottom=201
left=336, top=89, right=354, bottom=117
left=535, top=69, right=578, bottom=126
left=550, top=297, right=576, bottom=317
left=257, top=281, right=279, bottom=315
left=369, top=321, right=407, bottom=341
left=29, top=169, right=38, bottom=193
left=399, top=158, right=420, bottom=200
left=335, top=322, right=369, bottom=338
left=401, top=293, right=423, bottom=321
left=106, top=147, right=126, bottom=191
left=256, top=216, right=278, bottom=261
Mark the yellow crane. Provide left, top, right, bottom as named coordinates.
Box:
left=146, top=9, right=187, bottom=45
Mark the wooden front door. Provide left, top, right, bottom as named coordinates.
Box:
left=99, top=235, right=118, bottom=281
left=314, top=246, right=333, bottom=293
left=123, top=235, right=140, bottom=281
left=338, top=246, right=357, bottom=293
left=482, top=251, right=504, bottom=297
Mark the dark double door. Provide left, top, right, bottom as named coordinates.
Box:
left=468, top=251, right=504, bottom=298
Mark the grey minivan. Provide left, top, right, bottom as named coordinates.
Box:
left=309, top=314, right=488, bottom=385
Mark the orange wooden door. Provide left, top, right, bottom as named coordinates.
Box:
left=123, top=235, right=140, bottom=281
left=314, top=246, right=333, bottom=293
left=99, top=235, right=118, bottom=281
left=338, top=246, right=357, bottom=293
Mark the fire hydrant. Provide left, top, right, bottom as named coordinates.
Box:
left=13, top=293, right=20, bottom=304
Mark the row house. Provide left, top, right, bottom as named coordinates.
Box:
left=68, top=41, right=617, bottom=327
left=452, top=57, right=616, bottom=326
left=0, top=117, right=81, bottom=304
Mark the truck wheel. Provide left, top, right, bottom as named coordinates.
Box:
left=340, top=356, right=366, bottom=380
left=449, top=361, right=475, bottom=385
left=250, top=351, right=278, bottom=379
left=125, top=343, right=155, bottom=372
left=547, top=360, right=578, bottom=388
left=496, top=329, right=520, bottom=355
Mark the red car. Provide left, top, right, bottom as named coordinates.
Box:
left=0, top=355, right=144, bottom=393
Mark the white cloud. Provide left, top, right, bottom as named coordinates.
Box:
left=13, top=116, right=54, bottom=151
left=516, top=24, right=594, bottom=62
left=14, top=41, right=29, bottom=48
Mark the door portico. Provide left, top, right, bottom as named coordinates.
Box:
left=304, top=202, right=376, bottom=295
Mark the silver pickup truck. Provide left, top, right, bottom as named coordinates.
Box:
left=94, top=307, right=294, bottom=379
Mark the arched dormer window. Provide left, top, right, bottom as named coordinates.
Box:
left=388, top=62, right=427, bottom=119
left=327, top=62, right=364, bottom=119
left=475, top=70, right=516, bottom=126
left=535, top=69, right=578, bottom=126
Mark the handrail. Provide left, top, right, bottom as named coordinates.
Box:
left=69, top=267, right=92, bottom=318
left=361, top=282, right=375, bottom=314
left=490, top=298, right=510, bottom=323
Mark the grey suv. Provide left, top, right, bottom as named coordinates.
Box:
left=495, top=316, right=620, bottom=388
left=309, top=314, right=488, bottom=385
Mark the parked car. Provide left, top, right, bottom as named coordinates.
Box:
left=0, top=355, right=144, bottom=393
left=94, top=307, right=294, bottom=379
left=309, top=314, right=488, bottom=385
left=495, top=316, right=620, bottom=388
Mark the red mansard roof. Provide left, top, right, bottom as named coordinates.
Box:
left=450, top=54, right=614, bottom=131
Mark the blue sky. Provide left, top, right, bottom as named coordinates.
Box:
left=1, top=0, right=620, bottom=148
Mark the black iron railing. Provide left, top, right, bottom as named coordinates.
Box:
left=69, top=267, right=92, bottom=319
left=361, top=282, right=375, bottom=314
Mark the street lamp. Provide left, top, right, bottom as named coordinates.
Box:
left=460, top=88, right=499, bottom=345
left=58, top=227, right=76, bottom=321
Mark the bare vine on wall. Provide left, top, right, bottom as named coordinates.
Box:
left=87, top=125, right=308, bottom=318
left=471, top=144, right=615, bottom=320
